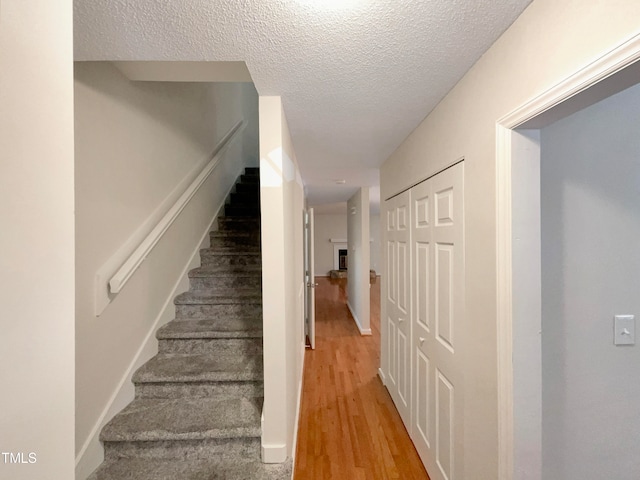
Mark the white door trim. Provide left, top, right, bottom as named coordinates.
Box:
left=496, top=32, right=640, bottom=480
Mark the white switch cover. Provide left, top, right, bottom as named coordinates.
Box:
left=614, top=315, right=635, bottom=346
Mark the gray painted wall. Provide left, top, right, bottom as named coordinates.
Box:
left=541, top=82, right=640, bottom=479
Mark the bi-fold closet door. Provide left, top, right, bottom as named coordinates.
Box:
left=385, top=190, right=412, bottom=424
left=384, top=162, right=465, bottom=480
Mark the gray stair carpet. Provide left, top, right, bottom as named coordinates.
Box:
left=89, top=168, right=292, bottom=480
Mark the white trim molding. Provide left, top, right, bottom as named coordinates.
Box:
left=377, top=367, right=387, bottom=386
left=347, top=300, right=372, bottom=335
left=261, top=443, right=288, bottom=464
left=496, top=31, right=640, bottom=480
left=496, top=123, right=514, bottom=480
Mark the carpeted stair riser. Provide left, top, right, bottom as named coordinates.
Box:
left=132, top=352, right=263, bottom=397
left=216, top=216, right=260, bottom=231
left=224, top=205, right=260, bottom=217
left=135, top=381, right=263, bottom=400
left=199, top=250, right=261, bottom=267
left=188, top=274, right=261, bottom=292
left=174, top=291, right=262, bottom=320
left=208, top=235, right=261, bottom=250
left=231, top=191, right=260, bottom=205
left=209, top=229, right=260, bottom=238
left=103, top=437, right=261, bottom=461
left=90, top=457, right=291, bottom=480
left=159, top=338, right=262, bottom=355
left=239, top=174, right=260, bottom=184
left=157, top=318, right=263, bottom=338
left=174, top=303, right=262, bottom=320
left=133, top=354, right=263, bottom=383
left=100, top=396, right=262, bottom=460
left=234, top=183, right=259, bottom=194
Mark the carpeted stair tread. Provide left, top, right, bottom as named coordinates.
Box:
left=205, top=246, right=261, bottom=253
left=201, top=249, right=260, bottom=255
left=209, top=230, right=260, bottom=238
left=88, top=457, right=292, bottom=480
left=157, top=318, right=262, bottom=339
left=133, top=353, right=263, bottom=383
left=175, top=291, right=262, bottom=305
left=199, top=250, right=261, bottom=259
left=200, top=248, right=261, bottom=256
left=100, top=397, right=262, bottom=442
left=188, top=266, right=262, bottom=277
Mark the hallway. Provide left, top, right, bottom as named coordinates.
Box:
left=294, top=277, right=430, bottom=479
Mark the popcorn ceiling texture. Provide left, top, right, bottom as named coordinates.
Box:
left=74, top=0, right=531, bottom=205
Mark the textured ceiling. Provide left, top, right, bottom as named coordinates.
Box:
left=74, top=0, right=532, bottom=208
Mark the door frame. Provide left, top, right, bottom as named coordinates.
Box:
left=496, top=33, right=640, bottom=480
left=304, top=207, right=316, bottom=349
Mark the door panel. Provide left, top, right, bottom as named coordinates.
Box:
left=383, top=190, right=412, bottom=426
left=435, top=243, right=454, bottom=352
left=398, top=241, right=408, bottom=314
left=416, top=242, right=430, bottom=331
left=410, top=162, right=464, bottom=480
left=415, top=348, right=431, bottom=448
left=388, top=240, right=396, bottom=303
left=436, top=369, right=454, bottom=480
left=388, top=317, right=397, bottom=385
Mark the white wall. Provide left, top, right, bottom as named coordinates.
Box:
left=347, top=188, right=371, bottom=335
left=0, top=0, right=75, bottom=478
left=540, top=83, right=640, bottom=479
left=259, top=96, right=305, bottom=462
left=380, top=0, right=640, bottom=477
left=75, top=62, right=258, bottom=477
left=313, top=213, right=380, bottom=276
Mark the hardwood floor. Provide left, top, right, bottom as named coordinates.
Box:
left=294, top=277, right=430, bottom=480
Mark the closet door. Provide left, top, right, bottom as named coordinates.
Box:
left=412, top=163, right=465, bottom=480
left=384, top=190, right=412, bottom=427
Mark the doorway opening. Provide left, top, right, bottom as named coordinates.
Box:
left=496, top=34, right=640, bottom=480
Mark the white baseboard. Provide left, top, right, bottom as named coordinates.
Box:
left=75, top=190, right=231, bottom=479
left=378, top=368, right=387, bottom=385
left=261, top=443, right=288, bottom=464
left=290, top=340, right=306, bottom=472
left=347, top=300, right=372, bottom=335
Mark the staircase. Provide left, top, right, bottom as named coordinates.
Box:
left=89, top=168, right=292, bottom=480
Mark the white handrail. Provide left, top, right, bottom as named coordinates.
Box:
left=108, top=120, right=245, bottom=294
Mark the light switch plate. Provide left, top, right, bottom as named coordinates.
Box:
left=614, top=315, right=635, bottom=346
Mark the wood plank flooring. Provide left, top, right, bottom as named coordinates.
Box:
left=294, top=277, right=430, bottom=480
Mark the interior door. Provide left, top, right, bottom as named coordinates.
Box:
left=304, top=208, right=316, bottom=349
left=411, top=163, right=465, bottom=480
left=385, top=190, right=412, bottom=426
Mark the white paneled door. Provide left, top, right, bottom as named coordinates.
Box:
left=411, top=163, right=465, bottom=480
left=385, top=190, right=412, bottom=426
left=383, top=162, right=465, bottom=480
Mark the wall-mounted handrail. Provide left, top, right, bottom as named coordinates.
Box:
left=108, top=120, right=245, bottom=294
